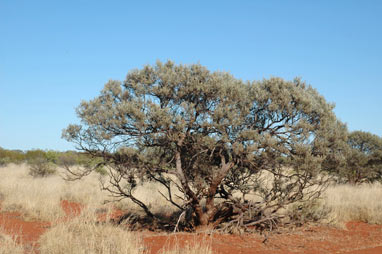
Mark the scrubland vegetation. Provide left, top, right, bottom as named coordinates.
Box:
left=1, top=163, right=382, bottom=253
left=1, top=61, right=382, bottom=253
left=1, top=163, right=382, bottom=227
left=0, top=163, right=106, bottom=222
left=0, top=164, right=214, bottom=253
left=0, top=158, right=381, bottom=253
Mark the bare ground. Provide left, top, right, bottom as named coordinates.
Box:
left=1, top=200, right=382, bottom=254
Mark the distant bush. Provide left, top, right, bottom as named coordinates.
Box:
left=45, top=150, right=60, bottom=164
left=28, top=157, right=57, bottom=177
left=339, top=131, right=382, bottom=184
left=0, top=148, right=102, bottom=174
left=0, top=147, right=25, bottom=165
left=56, top=152, right=78, bottom=167
left=0, top=157, right=10, bottom=167
left=25, top=149, right=46, bottom=161
left=56, top=151, right=106, bottom=175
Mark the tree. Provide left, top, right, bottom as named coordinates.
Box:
left=341, top=131, right=382, bottom=184
left=63, top=61, right=346, bottom=230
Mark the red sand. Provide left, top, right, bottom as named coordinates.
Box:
left=143, top=222, right=382, bottom=254
left=60, top=200, right=83, bottom=217
left=0, top=211, right=50, bottom=252
left=1, top=201, right=382, bottom=254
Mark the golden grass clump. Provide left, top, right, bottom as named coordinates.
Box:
left=0, top=232, right=24, bottom=254
left=160, top=240, right=212, bottom=254
left=324, top=183, right=382, bottom=225
left=38, top=210, right=144, bottom=254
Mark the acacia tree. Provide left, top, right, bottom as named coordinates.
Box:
left=63, top=61, right=346, bottom=230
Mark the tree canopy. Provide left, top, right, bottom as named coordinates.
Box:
left=63, top=61, right=347, bottom=230
left=340, top=131, right=382, bottom=184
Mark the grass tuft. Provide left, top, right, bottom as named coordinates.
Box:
left=324, top=183, right=382, bottom=225
left=39, top=211, right=144, bottom=254
left=0, top=232, right=24, bottom=254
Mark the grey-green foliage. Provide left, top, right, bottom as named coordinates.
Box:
left=348, top=131, right=382, bottom=154
left=0, top=148, right=25, bottom=165
left=340, top=131, right=382, bottom=184
left=63, top=61, right=347, bottom=229
left=28, top=157, right=57, bottom=177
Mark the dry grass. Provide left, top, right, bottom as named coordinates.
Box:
left=2, top=163, right=382, bottom=227
left=286, top=183, right=382, bottom=226
left=121, top=180, right=183, bottom=215
left=0, top=232, right=24, bottom=254
left=159, top=240, right=212, bottom=254
left=2, top=164, right=382, bottom=227
left=0, top=164, right=211, bottom=254
left=0, top=163, right=183, bottom=220
left=39, top=210, right=144, bottom=254
left=324, top=183, right=382, bottom=225
left=0, top=164, right=109, bottom=221
left=38, top=210, right=212, bottom=254
left=2, top=164, right=382, bottom=253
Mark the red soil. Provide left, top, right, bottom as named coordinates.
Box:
left=1, top=201, right=382, bottom=254
left=0, top=211, right=50, bottom=252
left=97, top=207, right=125, bottom=222
left=143, top=222, right=382, bottom=254
left=60, top=200, right=83, bottom=217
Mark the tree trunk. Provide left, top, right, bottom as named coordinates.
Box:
left=193, top=161, right=234, bottom=227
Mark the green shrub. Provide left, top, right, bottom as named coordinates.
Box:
left=0, top=148, right=25, bottom=165
left=56, top=152, right=78, bottom=167
left=25, top=149, right=46, bottom=161
left=28, top=157, right=57, bottom=177
left=45, top=150, right=60, bottom=164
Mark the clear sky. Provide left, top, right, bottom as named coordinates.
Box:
left=1, top=0, right=381, bottom=151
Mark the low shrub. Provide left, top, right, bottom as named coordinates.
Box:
left=28, top=157, right=56, bottom=177
left=0, top=158, right=10, bottom=168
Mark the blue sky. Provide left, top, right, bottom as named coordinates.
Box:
left=0, top=0, right=381, bottom=151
